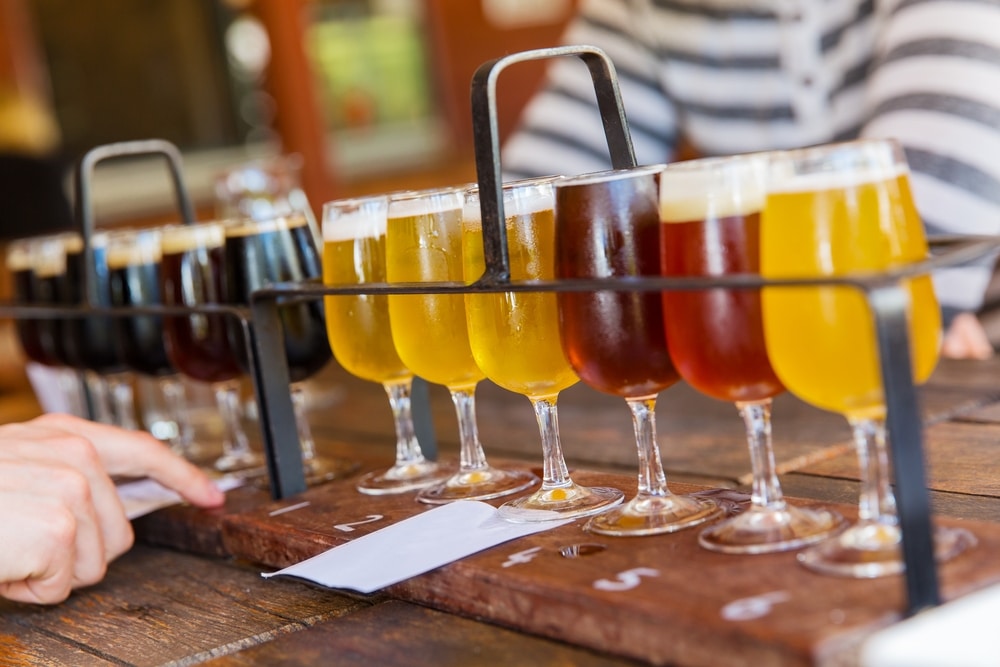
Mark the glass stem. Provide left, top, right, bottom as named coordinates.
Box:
left=737, top=399, right=786, bottom=511
left=450, top=386, right=489, bottom=472
left=108, top=373, right=138, bottom=430
left=385, top=379, right=426, bottom=466
left=530, top=396, right=571, bottom=491
left=159, top=375, right=192, bottom=455
left=84, top=371, right=115, bottom=425
left=215, top=379, right=251, bottom=459
left=849, top=417, right=898, bottom=525
left=291, top=383, right=317, bottom=464
left=626, top=396, right=670, bottom=499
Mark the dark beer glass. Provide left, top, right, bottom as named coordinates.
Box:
left=555, top=165, right=721, bottom=536
left=222, top=213, right=353, bottom=485
left=160, top=221, right=261, bottom=474
left=659, top=154, right=844, bottom=553
left=5, top=235, right=86, bottom=416
left=53, top=232, right=133, bottom=426
left=106, top=227, right=198, bottom=459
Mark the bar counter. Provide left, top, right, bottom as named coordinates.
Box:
left=2, top=356, right=1000, bottom=666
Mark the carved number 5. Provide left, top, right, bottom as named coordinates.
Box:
left=334, top=514, right=384, bottom=532
left=593, top=567, right=660, bottom=592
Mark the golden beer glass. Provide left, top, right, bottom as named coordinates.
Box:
left=463, top=177, right=623, bottom=520
left=322, top=194, right=452, bottom=494
left=386, top=185, right=537, bottom=504
left=761, top=139, right=975, bottom=576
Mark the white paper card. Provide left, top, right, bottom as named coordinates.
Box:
left=117, top=475, right=245, bottom=519
left=261, top=500, right=573, bottom=593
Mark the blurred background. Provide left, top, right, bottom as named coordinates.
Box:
left=0, top=0, right=578, bottom=393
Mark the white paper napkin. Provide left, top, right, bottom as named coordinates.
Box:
left=117, top=475, right=245, bottom=519
left=262, top=500, right=574, bottom=593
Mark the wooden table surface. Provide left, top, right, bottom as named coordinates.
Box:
left=2, top=356, right=1000, bottom=666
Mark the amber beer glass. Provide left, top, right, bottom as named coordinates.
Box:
left=322, top=194, right=450, bottom=494
left=463, top=178, right=623, bottom=520
left=160, top=221, right=260, bottom=473
left=761, top=139, right=973, bottom=576
left=222, top=213, right=353, bottom=485
left=386, top=185, right=537, bottom=504
left=659, top=154, right=844, bottom=553
left=555, top=165, right=720, bottom=536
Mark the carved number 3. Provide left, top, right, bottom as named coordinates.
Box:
left=334, top=515, right=384, bottom=532
left=593, top=567, right=660, bottom=592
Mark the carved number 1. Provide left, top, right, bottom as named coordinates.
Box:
left=334, top=514, right=384, bottom=532
left=593, top=567, right=660, bottom=592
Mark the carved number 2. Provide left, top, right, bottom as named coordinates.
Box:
left=593, top=567, right=660, bottom=592
left=334, top=514, right=384, bottom=532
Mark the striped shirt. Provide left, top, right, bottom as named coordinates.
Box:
left=502, top=0, right=1000, bottom=314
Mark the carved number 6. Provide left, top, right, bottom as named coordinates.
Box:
left=593, top=567, right=660, bottom=592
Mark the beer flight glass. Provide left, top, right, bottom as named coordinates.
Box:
left=659, top=154, right=845, bottom=553
left=160, top=221, right=262, bottom=474
left=5, top=235, right=87, bottom=417
left=322, top=194, right=451, bottom=494
left=222, top=213, right=352, bottom=485
left=106, top=227, right=197, bottom=459
left=554, top=165, right=720, bottom=535
left=760, top=139, right=974, bottom=576
left=385, top=185, right=537, bottom=504
left=463, top=178, right=623, bottom=520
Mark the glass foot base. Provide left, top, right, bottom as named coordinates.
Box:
left=303, top=456, right=361, bottom=486
left=585, top=493, right=721, bottom=537
left=215, top=450, right=266, bottom=478
left=699, top=504, right=847, bottom=555
left=357, top=460, right=457, bottom=495
left=797, top=521, right=977, bottom=578
left=498, top=482, right=625, bottom=523
left=416, top=466, right=538, bottom=505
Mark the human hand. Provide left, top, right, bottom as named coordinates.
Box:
left=941, top=312, right=994, bottom=360
left=0, top=413, right=225, bottom=604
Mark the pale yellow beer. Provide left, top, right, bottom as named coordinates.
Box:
left=385, top=188, right=484, bottom=390
left=462, top=181, right=578, bottom=399
left=761, top=153, right=940, bottom=421
left=322, top=200, right=410, bottom=385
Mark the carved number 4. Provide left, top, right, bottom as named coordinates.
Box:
left=334, top=514, right=384, bottom=532
left=593, top=567, right=660, bottom=592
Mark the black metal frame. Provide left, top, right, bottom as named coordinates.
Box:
left=5, top=46, right=998, bottom=619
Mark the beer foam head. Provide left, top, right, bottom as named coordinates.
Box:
left=5, top=239, right=33, bottom=271
left=388, top=185, right=466, bottom=220
left=160, top=222, right=225, bottom=254
left=322, top=196, right=387, bottom=241
left=223, top=212, right=310, bottom=238
left=767, top=141, right=905, bottom=194
left=659, top=158, right=765, bottom=222
left=463, top=178, right=555, bottom=230
left=107, top=229, right=161, bottom=268
left=33, top=233, right=81, bottom=278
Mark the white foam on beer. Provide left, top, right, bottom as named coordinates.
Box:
left=5, top=241, right=32, bottom=271
left=462, top=189, right=553, bottom=231
left=160, top=223, right=225, bottom=254
left=388, top=190, right=464, bottom=220
left=224, top=213, right=309, bottom=238
left=659, top=168, right=763, bottom=223
left=768, top=163, right=906, bottom=195
left=107, top=232, right=161, bottom=269
left=323, top=208, right=386, bottom=242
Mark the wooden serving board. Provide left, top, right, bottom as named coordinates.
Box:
left=138, top=459, right=1000, bottom=667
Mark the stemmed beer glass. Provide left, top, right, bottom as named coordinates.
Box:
left=760, top=139, right=974, bottom=576
left=386, top=185, right=537, bottom=504
left=160, top=221, right=262, bottom=474
left=222, top=213, right=354, bottom=485
left=659, top=154, right=845, bottom=553
left=322, top=194, right=452, bottom=493
left=554, top=165, right=721, bottom=535
left=463, top=177, right=623, bottom=520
